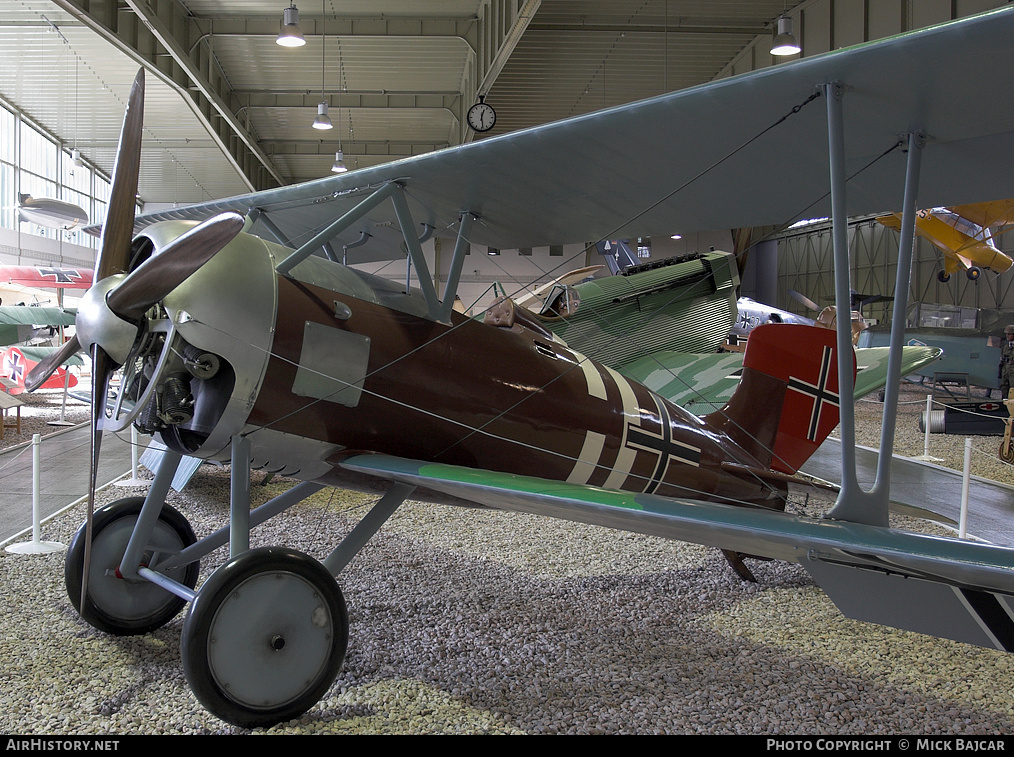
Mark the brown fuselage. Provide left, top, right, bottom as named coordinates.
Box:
left=244, top=275, right=786, bottom=509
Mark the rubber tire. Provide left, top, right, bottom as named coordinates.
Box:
left=937, top=270, right=951, bottom=283
left=180, top=546, right=349, bottom=729
left=65, top=497, right=200, bottom=636
left=1000, top=440, right=1014, bottom=465
left=967, top=266, right=982, bottom=281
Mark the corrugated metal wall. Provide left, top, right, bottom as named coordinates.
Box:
left=776, top=219, right=1014, bottom=329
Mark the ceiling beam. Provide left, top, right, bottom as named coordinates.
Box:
left=49, top=0, right=285, bottom=190
left=120, top=0, right=285, bottom=188
left=259, top=140, right=449, bottom=157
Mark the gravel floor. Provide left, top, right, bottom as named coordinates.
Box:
left=0, top=384, right=1012, bottom=735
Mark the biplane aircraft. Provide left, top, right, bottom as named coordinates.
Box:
left=22, top=7, right=1014, bottom=729
left=876, top=200, right=1014, bottom=282
left=0, top=265, right=91, bottom=345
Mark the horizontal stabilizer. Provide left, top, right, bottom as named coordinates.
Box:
left=804, top=558, right=1014, bottom=651
left=620, top=343, right=942, bottom=414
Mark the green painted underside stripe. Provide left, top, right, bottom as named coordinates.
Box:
left=360, top=454, right=646, bottom=512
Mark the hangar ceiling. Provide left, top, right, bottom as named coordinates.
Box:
left=0, top=0, right=1008, bottom=214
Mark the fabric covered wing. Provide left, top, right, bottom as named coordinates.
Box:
left=120, top=9, right=1014, bottom=264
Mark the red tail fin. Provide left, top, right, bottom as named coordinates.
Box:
left=1, top=346, right=77, bottom=395
left=705, top=324, right=855, bottom=474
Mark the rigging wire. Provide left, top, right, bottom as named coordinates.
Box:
left=114, top=88, right=901, bottom=509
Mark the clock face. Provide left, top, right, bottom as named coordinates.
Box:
left=467, top=102, right=496, bottom=132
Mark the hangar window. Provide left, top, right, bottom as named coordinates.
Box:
left=0, top=98, right=112, bottom=251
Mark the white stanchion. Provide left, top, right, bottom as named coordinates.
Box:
left=6, top=434, right=65, bottom=555
left=959, top=437, right=972, bottom=540
left=115, top=425, right=151, bottom=488
left=915, top=393, right=944, bottom=462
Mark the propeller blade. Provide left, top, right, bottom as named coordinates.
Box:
left=94, top=68, right=145, bottom=283
left=76, top=68, right=145, bottom=612
left=788, top=289, right=821, bottom=313
left=23, top=335, right=80, bottom=392
left=79, top=345, right=116, bottom=613
left=105, top=212, right=244, bottom=321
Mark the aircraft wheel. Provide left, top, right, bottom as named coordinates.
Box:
left=967, top=266, right=982, bottom=281
left=65, top=497, right=199, bottom=636
left=180, top=546, right=348, bottom=729
left=1000, top=439, right=1014, bottom=465
left=937, top=270, right=951, bottom=283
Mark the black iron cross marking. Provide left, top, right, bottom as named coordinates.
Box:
left=625, top=395, right=701, bottom=494
left=5, top=351, right=23, bottom=383
left=36, top=267, right=82, bottom=284
left=786, top=345, right=839, bottom=442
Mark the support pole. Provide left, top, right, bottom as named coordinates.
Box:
left=6, top=434, right=65, bottom=554
left=117, top=448, right=183, bottom=579
left=825, top=82, right=924, bottom=528
left=960, top=437, right=972, bottom=539
left=871, top=131, right=924, bottom=499
left=248, top=208, right=293, bottom=248
left=822, top=82, right=861, bottom=513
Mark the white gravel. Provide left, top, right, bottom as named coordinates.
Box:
left=0, top=385, right=1013, bottom=735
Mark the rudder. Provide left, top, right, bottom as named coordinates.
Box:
left=705, top=323, right=856, bottom=474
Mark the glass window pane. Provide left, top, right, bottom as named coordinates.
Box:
left=0, top=106, right=14, bottom=164
left=19, top=121, right=57, bottom=180
left=0, top=163, right=13, bottom=229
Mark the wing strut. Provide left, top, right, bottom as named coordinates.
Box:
left=247, top=208, right=293, bottom=248
left=390, top=187, right=441, bottom=318
left=823, top=82, right=924, bottom=526
left=275, top=181, right=401, bottom=276
left=437, top=212, right=478, bottom=322
left=322, top=482, right=416, bottom=575
left=272, top=181, right=454, bottom=323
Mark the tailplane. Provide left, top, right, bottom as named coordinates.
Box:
left=705, top=324, right=856, bottom=474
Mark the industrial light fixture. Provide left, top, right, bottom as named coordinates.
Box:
left=313, top=101, right=333, bottom=130
left=276, top=3, right=306, bottom=47
left=329, top=36, right=348, bottom=172
left=71, top=148, right=84, bottom=167
left=312, top=7, right=332, bottom=130
left=770, top=15, right=801, bottom=56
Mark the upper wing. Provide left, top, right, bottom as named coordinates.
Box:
left=620, top=344, right=943, bottom=414
left=0, top=266, right=92, bottom=290
left=340, top=452, right=1014, bottom=650
left=123, top=8, right=1014, bottom=263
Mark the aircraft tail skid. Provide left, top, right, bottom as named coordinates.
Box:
left=705, top=324, right=854, bottom=475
